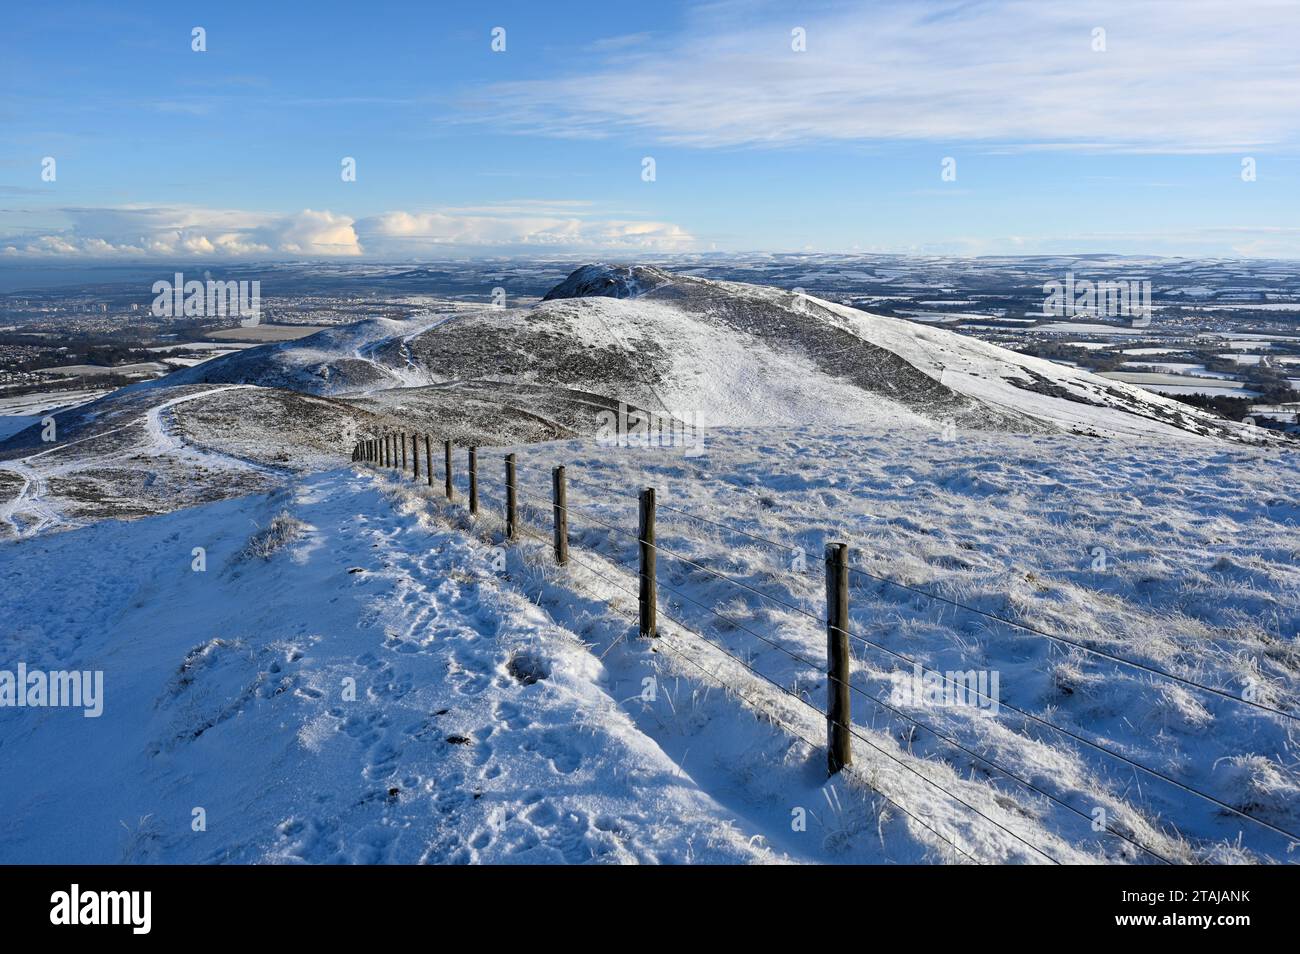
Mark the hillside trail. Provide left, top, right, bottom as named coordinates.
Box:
left=0, top=384, right=265, bottom=538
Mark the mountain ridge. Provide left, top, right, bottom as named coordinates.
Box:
left=0, top=263, right=1280, bottom=536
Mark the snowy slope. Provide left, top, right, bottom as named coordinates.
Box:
left=3, top=263, right=1294, bottom=867
left=148, top=264, right=1275, bottom=443
left=159, top=311, right=472, bottom=396
left=3, top=425, right=1297, bottom=864
left=813, top=298, right=1246, bottom=441
left=0, top=384, right=363, bottom=537
left=0, top=473, right=780, bottom=863
left=3, top=263, right=1282, bottom=537
left=538, top=264, right=1269, bottom=442
left=0, top=465, right=992, bottom=865
left=492, top=426, right=1300, bottom=864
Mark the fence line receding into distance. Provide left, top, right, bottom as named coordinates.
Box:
left=349, top=433, right=1298, bottom=865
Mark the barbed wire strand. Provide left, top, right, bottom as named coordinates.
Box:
left=557, top=569, right=983, bottom=865
left=558, top=468, right=1300, bottom=725
left=648, top=573, right=1172, bottom=863
left=368, top=454, right=1299, bottom=855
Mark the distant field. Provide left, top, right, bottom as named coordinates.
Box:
left=1117, top=362, right=1236, bottom=378
left=45, top=361, right=168, bottom=377
left=1145, top=384, right=1262, bottom=397
left=205, top=324, right=331, bottom=342
left=1100, top=370, right=1261, bottom=397
left=1035, top=322, right=1152, bottom=335
left=148, top=341, right=260, bottom=352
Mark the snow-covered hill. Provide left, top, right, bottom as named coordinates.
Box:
left=1, top=264, right=1281, bottom=536
left=167, top=263, right=1270, bottom=442
left=1, top=264, right=1294, bottom=866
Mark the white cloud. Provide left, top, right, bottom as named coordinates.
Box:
left=1, top=206, right=360, bottom=258
left=1, top=204, right=693, bottom=258
left=479, top=0, right=1300, bottom=152
left=356, top=207, right=692, bottom=254
left=269, top=209, right=361, bottom=256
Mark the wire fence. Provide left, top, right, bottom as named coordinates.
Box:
left=350, top=433, right=1300, bottom=864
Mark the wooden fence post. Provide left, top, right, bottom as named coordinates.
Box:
left=424, top=435, right=433, bottom=487
left=638, top=487, right=656, bottom=638
left=825, top=542, right=852, bottom=775
left=468, top=447, right=479, bottom=515
left=382, top=435, right=388, bottom=467
left=552, top=465, right=568, bottom=565
left=444, top=440, right=454, bottom=500
left=412, top=433, right=420, bottom=480
left=505, top=453, right=518, bottom=541
left=401, top=432, right=407, bottom=471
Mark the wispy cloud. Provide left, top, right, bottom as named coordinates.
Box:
left=479, top=0, right=1300, bottom=152
left=585, top=32, right=655, bottom=53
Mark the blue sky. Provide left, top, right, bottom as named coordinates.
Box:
left=3, top=0, right=1299, bottom=260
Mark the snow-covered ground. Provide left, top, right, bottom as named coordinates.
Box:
left=3, top=425, right=1297, bottom=864
left=474, top=426, right=1300, bottom=863
left=0, top=388, right=112, bottom=437
left=2, top=265, right=1283, bottom=538
left=2, top=265, right=1297, bottom=865
left=161, top=265, right=1275, bottom=444
left=0, top=461, right=959, bottom=865
left=0, top=383, right=299, bottom=538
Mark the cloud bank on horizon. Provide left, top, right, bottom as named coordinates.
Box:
left=2, top=0, right=1298, bottom=260
left=2, top=205, right=694, bottom=259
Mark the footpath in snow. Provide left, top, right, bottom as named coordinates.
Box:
left=0, top=466, right=963, bottom=864
left=5, top=421, right=1297, bottom=864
